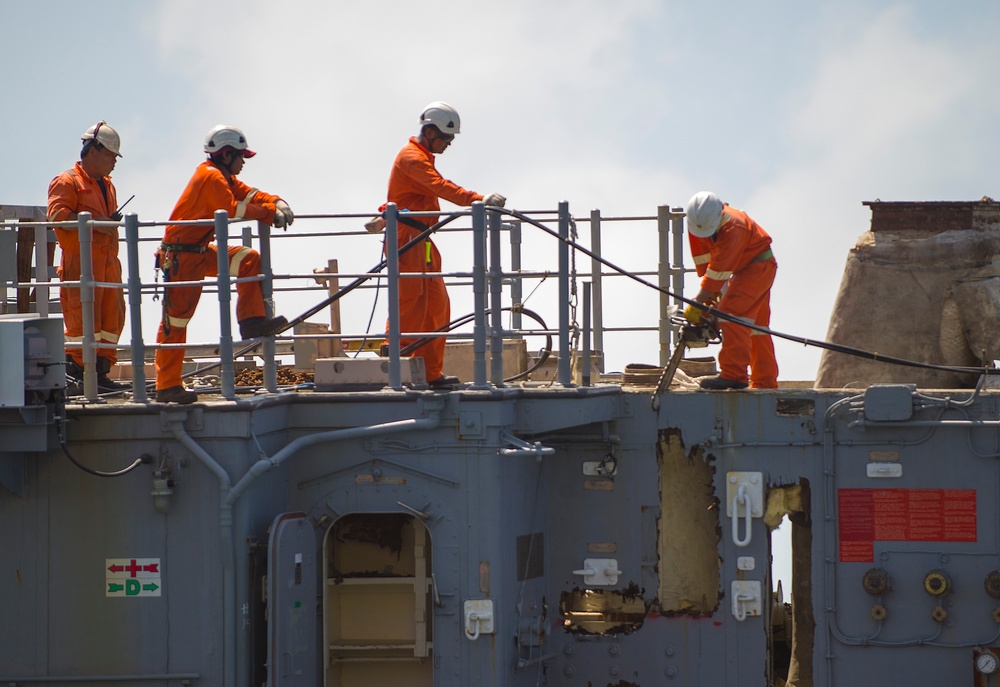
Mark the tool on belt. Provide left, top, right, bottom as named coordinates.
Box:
left=651, top=314, right=721, bottom=410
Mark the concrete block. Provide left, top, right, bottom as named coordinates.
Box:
left=314, top=357, right=426, bottom=391
left=443, top=340, right=528, bottom=382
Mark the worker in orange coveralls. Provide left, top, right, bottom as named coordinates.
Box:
left=368, top=101, right=506, bottom=389
left=683, top=191, right=778, bottom=390
left=47, top=121, right=127, bottom=392
left=154, top=124, right=293, bottom=404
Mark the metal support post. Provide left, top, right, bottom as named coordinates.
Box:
left=385, top=204, right=402, bottom=390
left=77, top=212, right=98, bottom=400
left=582, top=281, right=592, bottom=387
left=32, top=223, right=50, bottom=317
left=471, top=202, right=489, bottom=389
left=657, top=204, right=672, bottom=365
left=488, top=207, right=505, bottom=387
left=214, top=211, right=236, bottom=400
left=557, top=201, right=572, bottom=386
left=257, top=221, right=277, bottom=393
left=509, top=220, right=523, bottom=332
left=124, top=214, right=147, bottom=402
left=670, top=207, right=686, bottom=330
left=589, top=209, right=604, bottom=371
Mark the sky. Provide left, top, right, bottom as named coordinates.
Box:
left=5, top=0, right=1000, bottom=382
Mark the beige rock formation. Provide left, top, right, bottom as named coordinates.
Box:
left=815, top=201, right=1000, bottom=389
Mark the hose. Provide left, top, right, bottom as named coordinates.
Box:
left=501, top=208, right=1000, bottom=378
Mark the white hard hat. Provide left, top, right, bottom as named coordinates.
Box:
left=204, top=124, right=256, bottom=158
left=686, top=191, right=724, bottom=238
left=419, top=101, right=461, bottom=136
left=81, top=121, right=122, bottom=157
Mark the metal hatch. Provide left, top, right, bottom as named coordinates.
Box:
left=268, top=512, right=318, bottom=687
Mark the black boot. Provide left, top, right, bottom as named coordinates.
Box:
left=96, top=357, right=129, bottom=391
left=65, top=355, right=84, bottom=395
left=239, top=315, right=288, bottom=339
left=156, top=385, right=198, bottom=404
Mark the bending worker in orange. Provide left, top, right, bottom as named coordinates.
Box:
left=154, top=125, right=293, bottom=404
left=683, top=191, right=778, bottom=390
left=47, top=121, right=127, bottom=392
left=373, top=101, right=506, bottom=389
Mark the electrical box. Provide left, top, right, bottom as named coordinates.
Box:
left=0, top=314, right=64, bottom=407
left=863, top=384, right=916, bottom=421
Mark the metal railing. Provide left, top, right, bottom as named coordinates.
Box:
left=0, top=202, right=693, bottom=402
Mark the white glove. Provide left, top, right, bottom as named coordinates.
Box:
left=483, top=193, right=506, bottom=208
left=276, top=200, right=294, bottom=226
left=272, top=207, right=288, bottom=229
left=364, top=216, right=386, bottom=233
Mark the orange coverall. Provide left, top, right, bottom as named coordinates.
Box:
left=383, top=137, right=483, bottom=382
left=689, top=204, right=778, bottom=388
left=154, top=160, right=281, bottom=391
left=47, top=162, right=126, bottom=366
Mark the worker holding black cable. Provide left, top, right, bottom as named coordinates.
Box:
left=683, top=191, right=778, bottom=390
left=47, top=121, right=129, bottom=393
left=153, top=124, right=293, bottom=404
left=369, top=102, right=506, bottom=389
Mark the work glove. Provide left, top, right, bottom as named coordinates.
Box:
left=683, top=303, right=703, bottom=324
left=272, top=208, right=288, bottom=229
left=364, top=216, right=386, bottom=233
left=483, top=193, right=506, bottom=208
left=276, top=200, right=294, bottom=226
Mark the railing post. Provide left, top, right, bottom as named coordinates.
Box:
left=384, top=204, right=402, bottom=390
left=582, top=281, right=592, bottom=387
left=509, top=220, right=523, bottom=333
left=124, top=213, right=147, bottom=402
left=557, top=201, right=573, bottom=386
left=77, top=212, right=98, bottom=400
left=670, top=207, right=686, bottom=315
left=33, top=223, right=50, bottom=317
left=257, top=221, right=277, bottom=393
left=488, top=207, right=505, bottom=387
left=471, top=202, right=489, bottom=389
left=215, top=210, right=236, bottom=400
left=657, top=204, right=672, bottom=366
left=589, top=209, right=604, bottom=371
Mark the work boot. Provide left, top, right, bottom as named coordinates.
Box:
left=156, top=385, right=198, bottom=404
left=239, top=315, right=288, bottom=339
left=429, top=374, right=461, bottom=390
left=96, top=357, right=129, bottom=392
left=698, top=375, right=749, bottom=390
left=65, top=355, right=85, bottom=383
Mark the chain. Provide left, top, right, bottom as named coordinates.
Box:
left=568, top=216, right=580, bottom=350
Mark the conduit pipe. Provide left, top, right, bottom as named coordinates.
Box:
left=165, top=403, right=443, bottom=687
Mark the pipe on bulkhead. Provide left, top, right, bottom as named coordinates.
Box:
left=164, top=402, right=444, bottom=687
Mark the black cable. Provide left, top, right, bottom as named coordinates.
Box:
left=54, top=398, right=149, bottom=477
left=399, top=305, right=553, bottom=382
left=502, top=208, right=999, bottom=378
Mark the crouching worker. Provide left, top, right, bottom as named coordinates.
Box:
left=154, top=124, right=294, bottom=404
left=684, top=191, right=778, bottom=390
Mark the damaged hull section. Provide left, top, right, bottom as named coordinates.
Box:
left=2, top=383, right=999, bottom=686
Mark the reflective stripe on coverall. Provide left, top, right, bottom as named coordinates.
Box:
left=154, top=161, right=281, bottom=391
left=688, top=205, right=778, bottom=388
left=47, top=162, right=126, bottom=365
left=382, top=137, right=483, bottom=381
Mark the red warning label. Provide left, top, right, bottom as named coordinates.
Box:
left=838, top=488, right=976, bottom=562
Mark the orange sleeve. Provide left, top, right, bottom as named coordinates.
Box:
left=169, top=162, right=277, bottom=230
left=397, top=144, right=482, bottom=207
left=47, top=171, right=81, bottom=222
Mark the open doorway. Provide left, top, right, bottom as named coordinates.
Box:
left=765, top=481, right=814, bottom=687
left=323, top=513, right=433, bottom=687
